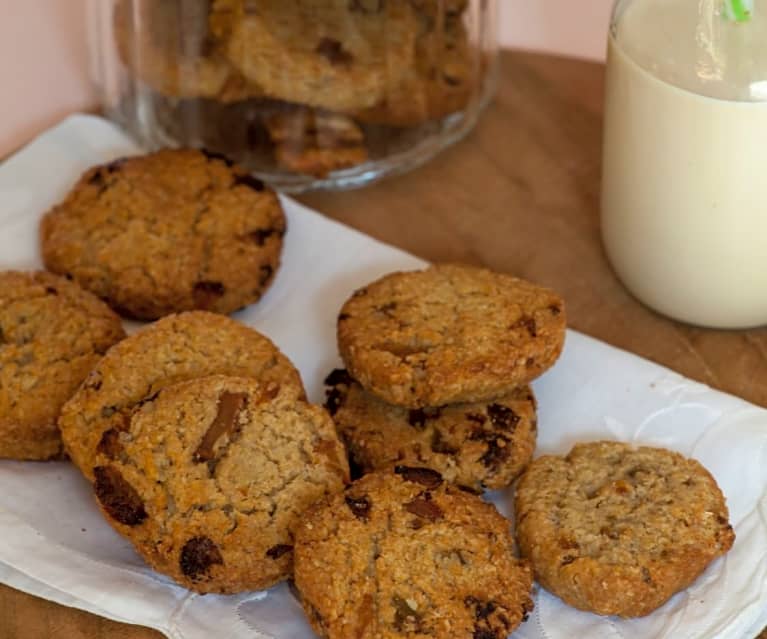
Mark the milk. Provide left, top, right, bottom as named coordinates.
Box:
left=601, top=0, right=767, bottom=328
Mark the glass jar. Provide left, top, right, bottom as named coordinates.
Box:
left=89, top=0, right=499, bottom=192
left=601, top=0, right=767, bottom=328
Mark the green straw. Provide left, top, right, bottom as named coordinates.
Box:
left=724, top=0, right=754, bottom=21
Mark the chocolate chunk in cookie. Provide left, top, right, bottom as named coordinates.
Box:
left=326, top=369, right=537, bottom=492
left=94, top=466, right=148, bottom=526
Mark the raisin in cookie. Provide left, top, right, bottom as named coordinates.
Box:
left=325, top=369, right=536, bottom=492
left=212, top=0, right=419, bottom=112
left=0, top=271, right=124, bottom=460
left=337, top=264, right=566, bottom=408
left=515, top=441, right=736, bottom=617
left=41, top=149, right=284, bottom=320
left=59, top=311, right=303, bottom=480
left=93, top=374, right=348, bottom=593
left=294, top=466, right=533, bottom=639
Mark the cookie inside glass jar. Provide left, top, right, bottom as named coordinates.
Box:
left=102, top=0, right=497, bottom=190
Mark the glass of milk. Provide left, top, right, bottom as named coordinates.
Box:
left=601, top=0, right=767, bottom=328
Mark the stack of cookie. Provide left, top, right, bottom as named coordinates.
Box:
left=285, top=264, right=563, bottom=638
left=297, top=263, right=736, bottom=633
left=325, top=263, right=567, bottom=493
left=114, top=0, right=478, bottom=177
left=58, top=311, right=350, bottom=594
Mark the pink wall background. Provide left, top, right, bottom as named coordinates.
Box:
left=0, top=0, right=612, bottom=157
left=498, top=1, right=612, bottom=62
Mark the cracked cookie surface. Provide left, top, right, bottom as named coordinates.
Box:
left=325, top=369, right=536, bottom=492
left=337, top=264, right=566, bottom=408
left=514, top=441, right=736, bottom=617
left=59, top=311, right=303, bottom=480
left=92, top=374, right=348, bottom=593
left=40, top=148, right=285, bottom=320
left=0, top=271, right=125, bottom=460
left=294, top=466, right=533, bottom=639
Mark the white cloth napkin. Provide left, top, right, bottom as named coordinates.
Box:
left=0, top=115, right=765, bottom=639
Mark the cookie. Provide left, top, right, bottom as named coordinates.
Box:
left=294, top=466, right=533, bottom=639
left=514, top=441, right=736, bottom=617
left=58, top=311, right=303, bottom=480
left=214, top=0, right=419, bottom=113
left=40, top=149, right=285, bottom=319
left=337, top=264, right=566, bottom=408
left=409, top=0, right=469, bottom=19
left=354, top=17, right=475, bottom=127
left=92, top=374, right=348, bottom=594
left=325, top=369, right=536, bottom=492
left=0, top=271, right=125, bottom=460
left=265, top=107, right=368, bottom=177
left=114, top=0, right=261, bottom=101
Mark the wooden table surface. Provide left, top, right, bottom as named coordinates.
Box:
left=1, top=49, right=765, bottom=639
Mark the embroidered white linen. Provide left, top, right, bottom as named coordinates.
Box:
left=0, top=115, right=765, bottom=639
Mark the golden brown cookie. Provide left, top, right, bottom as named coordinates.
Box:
left=58, top=311, right=303, bottom=480
left=324, top=369, right=536, bottom=492
left=514, top=441, right=736, bottom=618
left=0, top=271, right=125, bottom=460
left=354, top=16, right=476, bottom=127
left=92, top=374, right=348, bottom=594
left=294, top=466, right=533, bottom=639
left=265, top=107, right=368, bottom=177
left=214, top=0, right=419, bottom=112
left=337, top=264, right=566, bottom=409
left=40, top=149, right=285, bottom=319
left=409, top=0, right=469, bottom=19
left=114, top=0, right=261, bottom=101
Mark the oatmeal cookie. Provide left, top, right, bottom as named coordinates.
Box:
left=0, top=271, right=125, bottom=460
left=58, top=311, right=303, bottom=480
left=325, top=369, right=536, bottom=492
left=114, top=0, right=260, bottom=101
left=514, top=441, right=736, bottom=617
left=92, top=374, right=348, bottom=593
left=213, top=0, right=419, bottom=112
left=294, top=466, right=533, bottom=639
left=354, top=17, right=475, bottom=127
left=409, top=0, right=469, bottom=19
left=40, top=149, right=285, bottom=319
left=337, top=264, right=566, bottom=408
